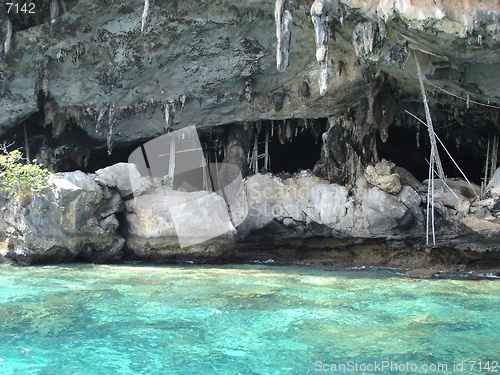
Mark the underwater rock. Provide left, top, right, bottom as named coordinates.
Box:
left=406, top=269, right=437, bottom=279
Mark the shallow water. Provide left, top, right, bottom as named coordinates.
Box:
left=0, top=264, right=498, bottom=374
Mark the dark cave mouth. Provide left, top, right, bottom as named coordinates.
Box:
left=3, top=111, right=494, bottom=187
left=378, top=125, right=491, bottom=186
left=76, top=120, right=328, bottom=176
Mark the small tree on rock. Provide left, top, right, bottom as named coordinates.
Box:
left=0, top=143, right=52, bottom=194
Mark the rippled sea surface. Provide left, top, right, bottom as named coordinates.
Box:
left=0, top=264, right=499, bottom=374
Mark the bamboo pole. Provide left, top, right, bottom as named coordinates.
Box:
left=484, top=135, right=491, bottom=196
left=415, top=55, right=443, bottom=246
left=264, top=124, right=270, bottom=172
left=252, top=130, right=259, bottom=174
left=168, top=136, right=176, bottom=189
left=23, top=122, right=30, bottom=162
left=416, top=56, right=445, bottom=180
left=491, top=136, right=498, bottom=179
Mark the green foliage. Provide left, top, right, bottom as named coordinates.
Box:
left=0, top=148, right=52, bottom=193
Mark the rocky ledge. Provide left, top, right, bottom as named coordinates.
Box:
left=1, top=162, right=499, bottom=275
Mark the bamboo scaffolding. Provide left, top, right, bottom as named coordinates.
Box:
left=406, top=110, right=478, bottom=199
left=415, top=56, right=445, bottom=246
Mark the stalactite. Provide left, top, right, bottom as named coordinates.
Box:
left=179, top=95, right=186, bottom=111
left=285, top=119, right=292, bottom=141
left=164, top=100, right=175, bottom=133
left=278, top=120, right=286, bottom=144
left=310, top=0, right=343, bottom=95
left=50, top=0, right=59, bottom=23
left=141, top=0, right=150, bottom=33
left=244, top=79, right=253, bottom=103
left=107, top=103, right=115, bottom=156
left=96, top=107, right=106, bottom=133
left=252, top=128, right=259, bottom=174
left=275, top=0, right=299, bottom=72
left=4, top=18, right=12, bottom=55
left=167, top=135, right=175, bottom=189
left=319, top=62, right=329, bottom=96
left=264, top=124, right=270, bottom=172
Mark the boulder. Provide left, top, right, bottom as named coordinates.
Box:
left=124, top=187, right=236, bottom=261
left=362, top=187, right=414, bottom=234
left=309, top=184, right=348, bottom=226
left=421, top=178, right=481, bottom=216
left=398, top=186, right=424, bottom=222
left=95, top=162, right=154, bottom=198
left=484, top=167, right=500, bottom=212
left=0, top=171, right=125, bottom=264
left=364, top=159, right=402, bottom=194
left=236, top=171, right=349, bottom=237
left=394, top=166, right=420, bottom=188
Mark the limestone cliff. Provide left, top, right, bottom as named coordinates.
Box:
left=0, top=0, right=498, bottom=173
left=0, top=0, right=499, bottom=270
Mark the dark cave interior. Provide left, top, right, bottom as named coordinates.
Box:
left=378, top=121, right=495, bottom=185
left=265, top=120, right=325, bottom=175
left=1, top=110, right=498, bottom=187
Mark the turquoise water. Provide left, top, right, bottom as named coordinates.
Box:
left=0, top=264, right=498, bottom=375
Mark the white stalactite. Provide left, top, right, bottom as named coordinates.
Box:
left=310, top=0, right=343, bottom=96
left=96, top=107, right=106, bottom=132
left=141, top=0, right=150, bottom=33
left=4, top=18, right=12, bottom=55
left=164, top=100, right=175, bottom=133
left=50, top=0, right=59, bottom=23
left=275, top=0, right=295, bottom=72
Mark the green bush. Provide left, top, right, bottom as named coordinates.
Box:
left=0, top=148, right=52, bottom=193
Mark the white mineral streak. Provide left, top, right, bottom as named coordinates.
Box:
left=107, top=103, right=115, bottom=155
left=4, top=18, right=12, bottom=55
left=275, top=0, right=293, bottom=72
left=141, top=0, right=150, bottom=33
left=50, top=0, right=59, bottom=23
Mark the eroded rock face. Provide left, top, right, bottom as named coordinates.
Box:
left=0, top=0, right=497, bottom=168
left=0, top=171, right=124, bottom=264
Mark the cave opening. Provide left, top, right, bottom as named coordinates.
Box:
left=266, top=119, right=325, bottom=175
left=377, top=123, right=496, bottom=185
left=83, top=144, right=145, bottom=173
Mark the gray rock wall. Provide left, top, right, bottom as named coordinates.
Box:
left=0, top=171, right=124, bottom=264
left=0, top=163, right=498, bottom=270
